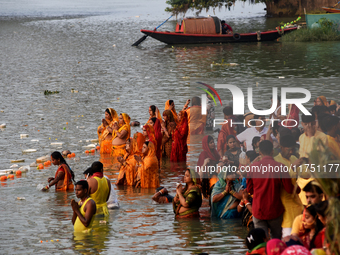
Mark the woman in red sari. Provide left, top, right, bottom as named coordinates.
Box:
left=42, top=151, right=75, bottom=191
left=150, top=117, right=163, bottom=162
left=286, top=104, right=300, bottom=129
left=197, top=135, right=221, bottom=200
left=170, top=111, right=188, bottom=162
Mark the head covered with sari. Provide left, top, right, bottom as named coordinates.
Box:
left=145, top=141, right=157, bottom=158
left=126, top=137, right=138, bottom=156
left=120, top=113, right=131, bottom=138
left=107, top=108, right=118, bottom=122
left=165, top=100, right=179, bottom=124
left=197, top=135, right=220, bottom=166
left=143, top=124, right=157, bottom=147
left=317, top=96, right=328, bottom=106
left=266, top=239, right=287, bottom=255
left=99, top=108, right=119, bottom=141
left=133, top=132, right=145, bottom=155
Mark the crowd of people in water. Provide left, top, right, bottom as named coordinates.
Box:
left=42, top=91, right=340, bottom=255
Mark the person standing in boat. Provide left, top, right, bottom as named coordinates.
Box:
left=221, top=20, right=233, bottom=34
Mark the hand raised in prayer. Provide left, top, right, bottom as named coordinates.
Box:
left=48, top=177, right=54, bottom=183
left=242, top=189, right=250, bottom=201
left=185, top=99, right=190, bottom=107
left=117, top=156, right=124, bottom=164
left=203, top=158, right=210, bottom=166
left=71, top=199, right=79, bottom=212
left=225, top=180, right=231, bottom=192
left=102, top=119, right=108, bottom=127
left=134, top=155, right=142, bottom=163
left=176, top=184, right=183, bottom=194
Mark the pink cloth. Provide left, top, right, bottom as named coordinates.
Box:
left=197, top=135, right=220, bottom=166
left=267, top=239, right=287, bottom=255
left=281, top=245, right=312, bottom=255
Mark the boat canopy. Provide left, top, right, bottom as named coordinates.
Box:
left=176, top=17, right=221, bottom=34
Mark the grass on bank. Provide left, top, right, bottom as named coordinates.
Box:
left=281, top=18, right=340, bottom=42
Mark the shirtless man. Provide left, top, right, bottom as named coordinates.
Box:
left=71, top=180, right=96, bottom=232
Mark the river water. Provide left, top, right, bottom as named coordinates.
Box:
left=1, top=0, right=340, bottom=254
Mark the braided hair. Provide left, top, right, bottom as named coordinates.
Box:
left=51, top=151, right=75, bottom=183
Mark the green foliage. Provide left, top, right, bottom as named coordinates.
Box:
left=44, top=90, right=60, bottom=95
left=165, top=0, right=240, bottom=15
left=309, top=139, right=340, bottom=255
left=281, top=19, right=340, bottom=42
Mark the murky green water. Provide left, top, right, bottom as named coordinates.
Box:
left=1, top=0, right=340, bottom=254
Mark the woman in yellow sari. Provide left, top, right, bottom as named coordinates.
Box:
left=165, top=100, right=179, bottom=124
left=134, top=141, right=159, bottom=188
left=111, top=113, right=131, bottom=158
left=97, top=108, right=118, bottom=154
left=116, top=138, right=138, bottom=186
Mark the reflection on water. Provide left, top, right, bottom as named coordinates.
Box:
left=1, top=0, right=340, bottom=253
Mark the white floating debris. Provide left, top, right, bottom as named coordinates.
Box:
left=71, top=89, right=79, bottom=93
left=86, top=140, right=89, bottom=142
left=51, top=142, right=63, bottom=146
left=91, top=139, right=99, bottom=143
left=17, top=197, right=26, bottom=200
left=30, top=162, right=37, bottom=167
left=23, top=149, right=37, bottom=153
left=78, top=140, right=82, bottom=143
left=83, top=144, right=96, bottom=149
left=78, top=126, right=85, bottom=129
left=229, top=63, right=239, bottom=66
left=11, top=159, right=25, bottom=163
left=20, top=134, right=29, bottom=138
left=0, top=169, right=14, bottom=175
left=278, top=76, right=285, bottom=79
left=36, top=155, right=49, bottom=163
left=31, top=139, right=39, bottom=142
left=0, top=123, right=6, bottom=128
left=10, top=164, right=19, bottom=169
left=19, top=165, right=30, bottom=172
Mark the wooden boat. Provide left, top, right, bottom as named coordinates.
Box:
left=322, top=7, right=340, bottom=13
left=140, top=17, right=297, bottom=45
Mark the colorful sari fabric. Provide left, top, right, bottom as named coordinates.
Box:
left=318, top=96, right=328, bottom=106
left=133, top=132, right=145, bottom=156
left=173, top=184, right=202, bottom=218
left=186, top=106, right=206, bottom=135
left=217, top=120, right=237, bottom=155
left=162, top=110, right=176, bottom=158
left=55, top=164, right=74, bottom=191
left=170, top=111, right=188, bottom=162
left=111, top=113, right=131, bottom=157
left=135, top=141, right=159, bottom=188
left=98, top=108, right=118, bottom=154
left=266, top=239, right=287, bottom=255
left=147, top=107, right=162, bottom=124
left=211, top=172, right=243, bottom=219
left=153, top=118, right=163, bottom=162
left=246, top=243, right=267, bottom=255
left=143, top=124, right=158, bottom=159
left=286, top=104, right=300, bottom=130
left=197, top=135, right=220, bottom=167
left=116, top=139, right=138, bottom=186
left=165, top=100, right=179, bottom=124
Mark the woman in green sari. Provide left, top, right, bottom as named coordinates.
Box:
left=211, top=167, right=244, bottom=219
left=173, top=169, right=202, bottom=219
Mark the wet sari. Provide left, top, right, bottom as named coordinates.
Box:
left=55, top=164, right=74, bottom=191
left=143, top=124, right=159, bottom=160
left=135, top=141, right=159, bottom=188
left=116, top=139, right=138, bottom=186
left=162, top=110, right=176, bottom=158
left=97, top=108, right=118, bottom=154
left=133, top=132, right=145, bottom=156
left=165, top=100, right=179, bottom=124
left=153, top=119, right=163, bottom=163
left=211, top=172, right=243, bottom=219
left=173, top=173, right=202, bottom=218
left=111, top=113, right=131, bottom=158
left=170, top=111, right=188, bottom=162
left=186, top=106, right=206, bottom=135
left=286, top=104, right=300, bottom=130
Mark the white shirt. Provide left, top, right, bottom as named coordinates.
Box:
left=236, top=126, right=268, bottom=151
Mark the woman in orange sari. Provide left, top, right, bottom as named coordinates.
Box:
left=165, top=100, right=179, bottom=124
left=97, top=108, right=118, bottom=154
left=143, top=124, right=160, bottom=162
left=133, top=132, right=145, bottom=155
left=134, top=141, right=159, bottom=188
left=42, top=151, right=75, bottom=191
left=116, top=138, right=138, bottom=186
left=162, top=110, right=176, bottom=158
left=170, top=111, right=188, bottom=162
left=111, top=113, right=131, bottom=158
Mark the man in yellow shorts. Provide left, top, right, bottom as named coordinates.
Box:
left=71, top=180, right=96, bottom=232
